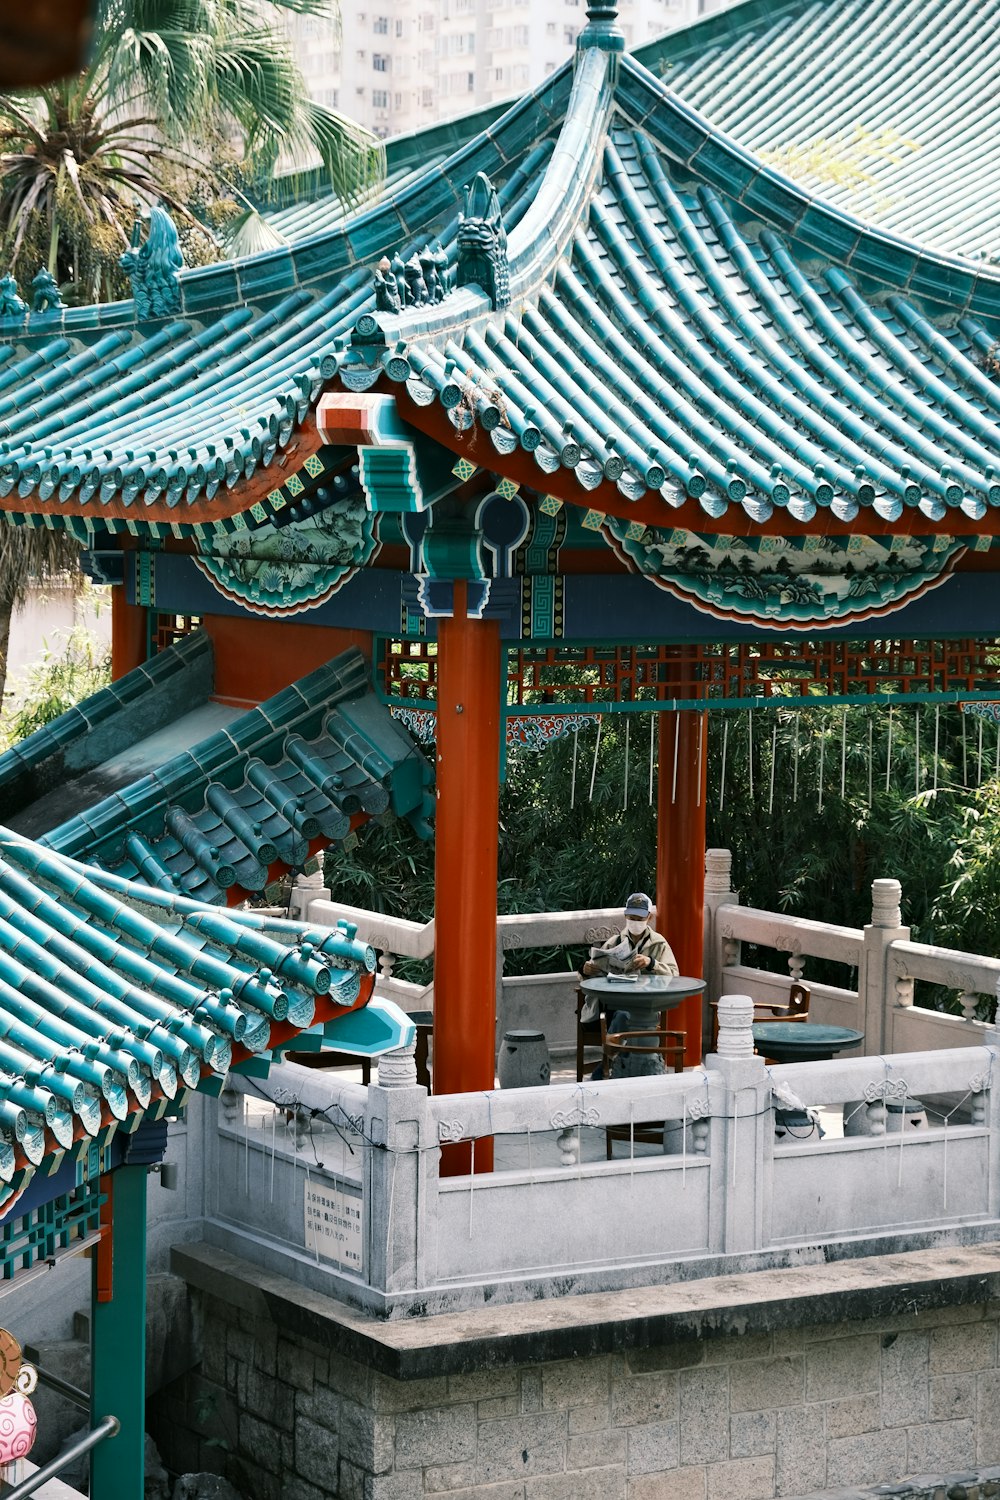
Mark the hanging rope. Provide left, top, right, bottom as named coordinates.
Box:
left=570, top=722, right=579, bottom=810
left=696, top=713, right=704, bottom=808
left=978, top=719, right=984, bottom=786
left=768, top=719, right=777, bottom=815
left=648, top=713, right=655, bottom=806
left=720, top=717, right=730, bottom=812
left=885, top=706, right=894, bottom=794
left=962, top=714, right=968, bottom=787
left=792, top=712, right=800, bottom=802
left=934, top=705, right=940, bottom=793
left=671, top=710, right=680, bottom=804
left=817, top=726, right=825, bottom=812
left=747, top=709, right=754, bottom=799
left=840, top=708, right=847, bottom=799
left=868, top=714, right=873, bottom=806
left=623, top=717, right=630, bottom=811
left=914, top=707, right=920, bottom=797
left=588, top=716, right=602, bottom=801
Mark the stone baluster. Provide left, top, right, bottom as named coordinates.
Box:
left=706, top=994, right=768, bottom=1255
left=378, top=949, right=396, bottom=983
left=786, top=949, right=805, bottom=985
left=288, top=859, right=331, bottom=921
left=862, top=877, right=909, bottom=1055
left=556, top=1126, right=578, bottom=1168
left=960, top=990, right=980, bottom=1022
left=715, top=994, right=755, bottom=1059
left=894, top=975, right=914, bottom=1008
left=704, top=848, right=739, bottom=1004
left=365, top=1036, right=434, bottom=1293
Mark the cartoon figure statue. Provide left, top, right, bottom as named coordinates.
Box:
left=420, top=244, right=446, bottom=305
left=373, top=255, right=401, bottom=314
left=29, top=266, right=64, bottom=313
left=0, top=1329, right=38, bottom=1478
left=403, top=252, right=428, bottom=307
left=0, top=276, right=26, bottom=320
left=120, top=205, right=184, bottom=320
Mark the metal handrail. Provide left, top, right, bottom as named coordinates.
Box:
left=1, top=1415, right=118, bottom=1499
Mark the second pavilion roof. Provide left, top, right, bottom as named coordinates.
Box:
left=0, top=0, right=999, bottom=536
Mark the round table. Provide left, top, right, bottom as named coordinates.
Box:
left=752, top=1022, right=864, bottom=1066
left=581, top=974, right=705, bottom=1076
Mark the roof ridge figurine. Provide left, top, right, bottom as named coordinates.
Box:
left=0, top=276, right=26, bottom=322
left=456, top=172, right=509, bottom=311
left=29, top=267, right=63, bottom=315
left=120, top=205, right=184, bottom=321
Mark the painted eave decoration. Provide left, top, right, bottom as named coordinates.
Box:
left=0, top=828, right=415, bottom=1221
left=0, top=0, right=999, bottom=626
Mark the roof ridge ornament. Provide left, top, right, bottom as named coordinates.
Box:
left=456, top=172, right=510, bottom=311
left=120, top=205, right=183, bottom=322
left=579, top=0, right=625, bottom=51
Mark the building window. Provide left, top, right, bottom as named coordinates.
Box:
left=373, top=14, right=388, bottom=32
left=468, top=71, right=475, bottom=89
left=373, top=88, right=389, bottom=107
left=373, top=53, right=389, bottom=70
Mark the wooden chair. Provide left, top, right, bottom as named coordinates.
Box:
left=576, top=986, right=603, bottom=1081
left=602, top=1016, right=686, bottom=1159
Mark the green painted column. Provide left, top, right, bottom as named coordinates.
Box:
left=91, top=1166, right=147, bottom=1500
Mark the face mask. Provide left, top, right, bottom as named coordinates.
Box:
left=626, top=919, right=647, bottom=936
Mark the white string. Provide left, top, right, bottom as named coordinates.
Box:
left=588, top=717, right=602, bottom=801
left=840, top=708, right=847, bottom=799
left=747, top=710, right=754, bottom=798
left=792, top=713, right=800, bottom=802
left=696, top=713, right=704, bottom=807
left=978, top=720, right=984, bottom=785
left=623, top=717, right=630, bottom=811
left=934, top=706, right=940, bottom=792
left=671, top=711, right=679, bottom=804
left=570, top=723, right=579, bottom=810
left=868, top=715, right=874, bottom=806
left=526, top=1126, right=533, bottom=1184
left=648, top=714, right=655, bottom=806
left=962, top=715, right=968, bottom=787
left=885, top=706, right=893, bottom=794
left=469, top=1137, right=475, bottom=1237
left=768, top=720, right=777, bottom=815
left=269, top=1108, right=276, bottom=1204
left=914, top=707, right=920, bottom=796
left=720, top=718, right=730, bottom=812
left=731, top=1092, right=739, bottom=1187
left=681, top=1100, right=687, bottom=1188
left=942, top=1115, right=947, bottom=1210
left=817, top=728, right=825, bottom=812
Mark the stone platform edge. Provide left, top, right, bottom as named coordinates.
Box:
left=171, top=1239, right=1000, bottom=1382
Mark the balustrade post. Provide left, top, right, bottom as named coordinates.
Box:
left=288, top=861, right=331, bottom=922
left=703, top=849, right=738, bottom=1010
left=364, top=1039, right=435, bottom=1294
left=862, top=878, right=910, bottom=1055
left=705, top=994, right=769, bottom=1255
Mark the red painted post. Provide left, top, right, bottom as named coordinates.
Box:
left=433, top=581, right=501, bottom=1174
left=111, top=585, right=147, bottom=681
left=657, top=707, right=708, bottom=1065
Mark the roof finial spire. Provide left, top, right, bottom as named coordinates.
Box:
left=579, top=0, right=625, bottom=52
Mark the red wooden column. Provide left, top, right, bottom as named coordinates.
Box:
left=111, top=584, right=147, bottom=680
left=433, top=581, right=501, bottom=1175
left=656, top=704, right=708, bottom=1065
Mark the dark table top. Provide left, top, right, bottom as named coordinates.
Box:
left=581, top=974, right=706, bottom=1001
left=752, top=1022, right=864, bottom=1063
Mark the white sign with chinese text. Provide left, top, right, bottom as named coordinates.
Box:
left=303, top=1177, right=364, bottom=1272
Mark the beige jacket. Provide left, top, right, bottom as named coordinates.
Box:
left=587, top=925, right=679, bottom=977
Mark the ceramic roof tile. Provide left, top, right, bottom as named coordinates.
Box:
left=0, top=826, right=416, bottom=1219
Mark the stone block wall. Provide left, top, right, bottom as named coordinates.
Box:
left=152, top=1295, right=1000, bottom=1500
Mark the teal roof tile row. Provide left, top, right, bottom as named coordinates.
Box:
left=644, top=0, right=1000, bottom=262
left=29, top=647, right=433, bottom=903
left=0, top=828, right=379, bottom=1214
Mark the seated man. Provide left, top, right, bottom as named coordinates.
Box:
left=579, top=893, right=679, bottom=1060
left=581, top=891, right=678, bottom=984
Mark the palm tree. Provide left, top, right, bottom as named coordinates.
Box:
left=0, top=526, right=81, bottom=705
left=0, top=0, right=384, bottom=298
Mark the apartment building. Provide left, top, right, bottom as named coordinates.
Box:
left=285, top=0, right=700, bottom=140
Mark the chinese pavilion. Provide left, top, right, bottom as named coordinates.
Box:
left=2, top=0, right=1000, bottom=1489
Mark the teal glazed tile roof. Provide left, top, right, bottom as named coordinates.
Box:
left=329, top=39, right=1000, bottom=527
left=5, top=644, right=433, bottom=904
left=639, top=0, right=1000, bottom=263
left=0, top=827, right=386, bottom=1216
left=5, top=9, right=1000, bottom=531
left=0, top=73, right=566, bottom=523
